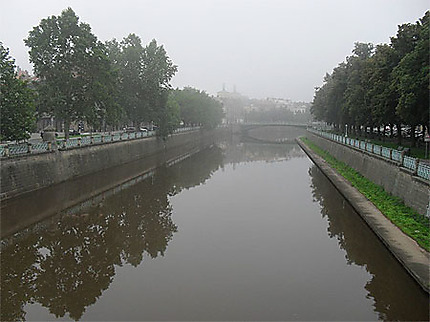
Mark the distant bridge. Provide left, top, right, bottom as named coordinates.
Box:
left=237, top=123, right=308, bottom=144
left=239, top=122, right=307, bottom=131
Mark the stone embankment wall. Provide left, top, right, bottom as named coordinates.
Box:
left=306, top=131, right=429, bottom=216
left=1, top=129, right=225, bottom=201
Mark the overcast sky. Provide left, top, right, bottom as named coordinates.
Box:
left=1, top=0, right=428, bottom=101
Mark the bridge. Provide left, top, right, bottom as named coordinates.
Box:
left=239, top=122, right=308, bottom=132
left=236, top=123, right=308, bottom=144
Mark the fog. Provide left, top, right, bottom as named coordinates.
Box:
left=1, top=0, right=428, bottom=101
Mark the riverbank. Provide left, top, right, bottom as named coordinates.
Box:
left=297, top=137, right=430, bottom=294
left=1, top=128, right=227, bottom=201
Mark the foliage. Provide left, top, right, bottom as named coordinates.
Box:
left=25, top=8, right=120, bottom=138
left=170, top=87, right=224, bottom=129
left=392, top=12, right=429, bottom=138
left=105, top=35, right=177, bottom=137
left=245, top=106, right=311, bottom=124
left=0, top=43, right=36, bottom=141
left=311, top=11, right=429, bottom=145
left=142, top=39, right=178, bottom=137
left=107, top=34, right=145, bottom=126
left=157, top=94, right=181, bottom=139
left=301, top=136, right=429, bottom=251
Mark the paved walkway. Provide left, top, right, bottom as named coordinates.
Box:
left=297, top=138, right=430, bottom=294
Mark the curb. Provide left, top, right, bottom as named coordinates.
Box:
left=296, top=137, right=430, bottom=294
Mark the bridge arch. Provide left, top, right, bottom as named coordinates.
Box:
left=239, top=123, right=307, bottom=144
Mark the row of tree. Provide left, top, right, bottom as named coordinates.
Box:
left=0, top=44, right=36, bottom=141
left=1, top=7, right=223, bottom=142
left=311, top=11, right=429, bottom=145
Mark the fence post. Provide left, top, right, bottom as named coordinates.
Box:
left=77, top=137, right=81, bottom=147
left=27, top=143, right=32, bottom=153
left=389, top=149, right=392, bottom=160
left=90, top=136, right=94, bottom=144
left=414, top=159, right=419, bottom=175
left=101, top=135, right=105, bottom=143
left=4, top=145, right=10, bottom=157
left=47, top=142, right=52, bottom=151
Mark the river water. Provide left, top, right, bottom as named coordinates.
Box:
left=1, top=138, right=429, bottom=321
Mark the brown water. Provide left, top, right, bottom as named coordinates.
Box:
left=1, top=141, right=429, bottom=321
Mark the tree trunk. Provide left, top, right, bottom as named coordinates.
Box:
left=411, top=124, right=417, bottom=147
left=396, top=123, right=402, bottom=145
left=64, top=119, right=70, bottom=140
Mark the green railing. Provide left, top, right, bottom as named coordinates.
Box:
left=308, top=128, right=430, bottom=181
left=0, top=127, right=201, bottom=158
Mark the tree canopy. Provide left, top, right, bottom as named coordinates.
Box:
left=0, top=43, right=36, bottom=142
left=311, top=11, right=429, bottom=144
left=24, top=7, right=184, bottom=138
left=25, top=7, right=118, bottom=138
left=170, top=87, right=224, bottom=129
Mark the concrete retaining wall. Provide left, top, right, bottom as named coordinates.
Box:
left=306, top=132, right=429, bottom=215
left=298, top=138, right=429, bottom=293
left=1, top=129, right=225, bottom=201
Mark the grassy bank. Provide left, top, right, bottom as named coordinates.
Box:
left=301, top=136, right=429, bottom=251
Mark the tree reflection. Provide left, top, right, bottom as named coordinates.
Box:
left=308, top=165, right=429, bottom=321
left=1, top=146, right=224, bottom=321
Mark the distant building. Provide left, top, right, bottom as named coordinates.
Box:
left=216, top=85, right=248, bottom=123
left=16, top=67, right=38, bottom=82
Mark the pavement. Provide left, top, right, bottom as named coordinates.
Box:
left=297, top=138, right=430, bottom=294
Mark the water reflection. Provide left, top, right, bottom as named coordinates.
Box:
left=309, top=165, right=429, bottom=321
left=1, top=147, right=224, bottom=321
left=222, top=141, right=305, bottom=165
left=2, top=141, right=429, bottom=321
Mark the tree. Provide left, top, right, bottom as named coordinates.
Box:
left=25, top=8, right=117, bottom=138
left=107, top=36, right=178, bottom=137
left=0, top=43, right=36, bottom=142
left=171, top=87, right=224, bottom=129
left=142, top=39, right=178, bottom=137
left=391, top=11, right=429, bottom=145
left=310, top=11, right=429, bottom=144
left=111, top=34, right=146, bottom=126
left=367, top=44, right=401, bottom=141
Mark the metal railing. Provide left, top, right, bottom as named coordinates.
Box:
left=0, top=126, right=201, bottom=159
left=308, top=128, right=430, bottom=181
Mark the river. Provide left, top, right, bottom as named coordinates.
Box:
left=1, top=136, right=429, bottom=321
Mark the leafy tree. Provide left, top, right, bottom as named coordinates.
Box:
left=111, top=34, right=146, bottom=126
left=156, top=93, right=181, bottom=139
left=392, top=11, right=429, bottom=145
left=106, top=36, right=177, bottom=137
left=311, top=11, right=429, bottom=145
left=142, top=39, right=178, bottom=137
left=25, top=8, right=117, bottom=138
left=171, top=87, right=224, bottom=129
left=312, top=63, right=349, bottom=132
left=0, top=43, right=36, bottom=142
left=343, top=42, right=374, bottom=136
left=367, top=44, right=401, bottom=141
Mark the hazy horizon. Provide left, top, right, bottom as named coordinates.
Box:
left=1, top=0, right=428, bottom=101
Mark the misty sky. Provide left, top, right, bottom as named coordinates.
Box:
left=1, top=0, right=428, bottom=102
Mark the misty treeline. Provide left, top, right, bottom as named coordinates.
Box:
left=1, top=7, right=223, bottom=141
left=245, top=102, right=310, bottom=124
left=311, top=11, right=429, bottom=146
